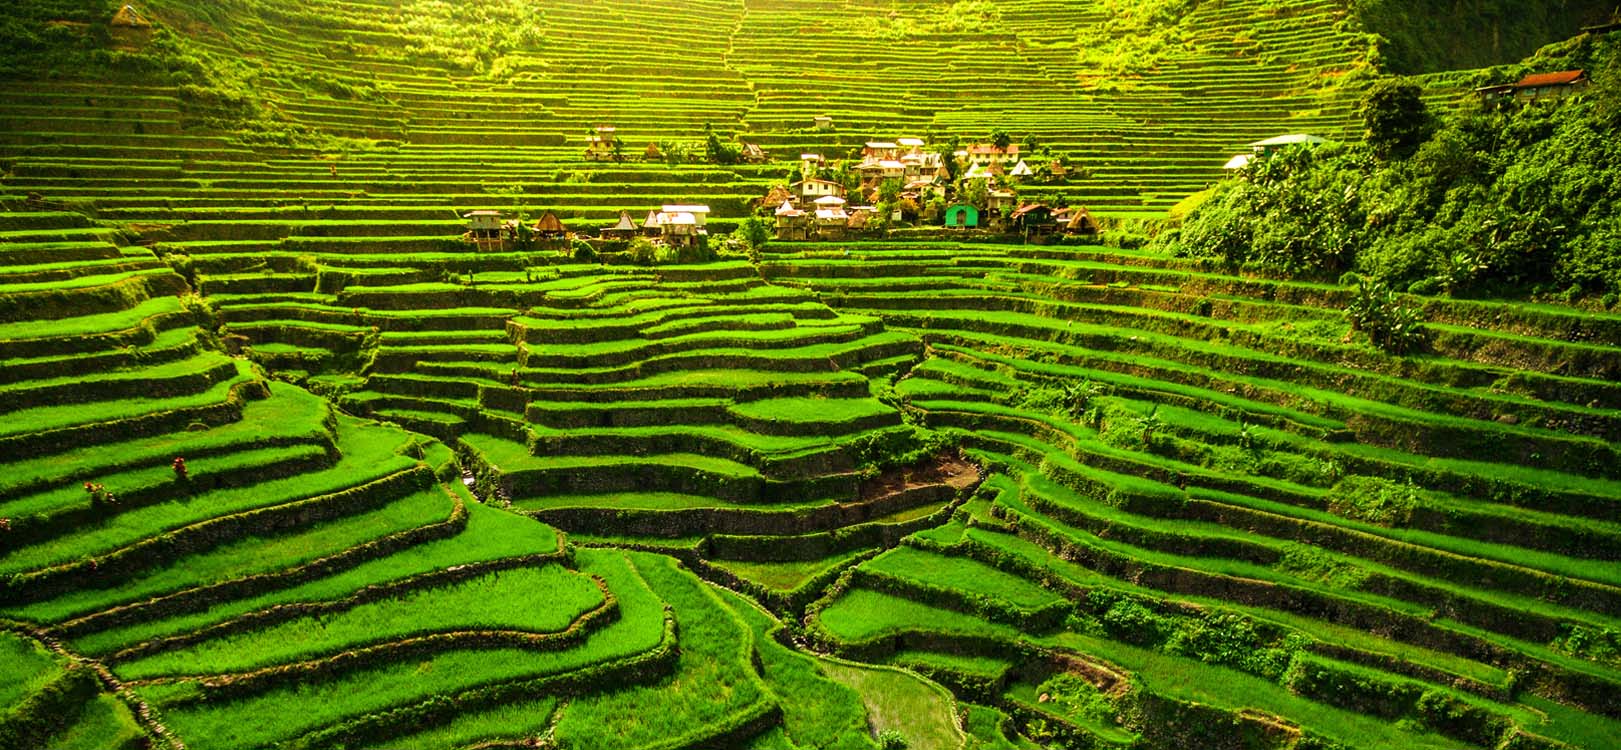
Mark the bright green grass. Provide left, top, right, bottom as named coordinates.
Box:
left=70, top=499, right=558, bottom=655
left=960, top=702, right=1038, bottom=750
left=140, top=549, right=666, bottom=749
left=0, top=294, right=182, bottom=341
left=117, top=563, right=604, bottom=679
left=888, top=650, right=1013, bottom=682
left=817, top=588, right=1019, bottom=645
left=360, top=698, right=559, bottom=750
left=44, top=694, right=145, bottom=750
left=719, top=588, right=876, bottom=750
left=0, top=631, right=62, bottom=710
left=0, top=386, right=331, bottom=496
left=0, top=350, right=235, bottom=397
left=0, top=360, right=255, bottom=439
left=549, top=553, right=769, bottom=749
left=713, top=548, right=872, bottom=591
left=6, top=485, right=452, bottom=623
left=514, top=491, right=830, bottom=513
left=467, top=431, right=769, bottom=478
left=729, top=396, right=896, bottom=424
left=0, top=442, right=329, bottom=521
left=527, top=422, right=841, bottom=455
left=0, top=414, right=419, bottom=575
left=1002, top=679, right=1135, bottom=744
left=818, top=659, right=967, bottom=750
left=863, top=546, right=1066, bottom=611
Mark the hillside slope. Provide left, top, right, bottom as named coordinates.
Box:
left=2, top=2, right=1619, bottom=750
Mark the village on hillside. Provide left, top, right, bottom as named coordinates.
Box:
left=462, top=122, right=1104, bottom=250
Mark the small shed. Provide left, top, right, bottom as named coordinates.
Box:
left=465, top=210, right=504, bottom=236
left=657, top=211, right=701, bottom=247
left=775, top=201, right=810, bottom=241
left=863, top=141, right=900, bottom=159
left=757, top=184, right=794, bottom=211
left=111, top=4, right=153, bottom=27
left=793, top=178, right=846, bottom=204
left=1223, top=153, right=1252, bottom=171
left=585, top=125, right=621, bottom=161
left=110, top=5, right=154, bottom=46
left=534, top=211, right=567, bottom=238
left=814, top=207, right=849, bottom=239
left=813, top=116, right=834, bottom=130
left=1010, top=203, right=1057, bottom=236
left=644, top=142, right=663, bottom=161
left=603, top=211, right=640, bottom=240
left=1009, top=160, right=1034, bottom=178
left=641, top=210, right=663, bottom=237
left=944, top=204, right=980, bottom=229
left=1476, top=70, right=1590, bottom=103
left=662, top=204, right=710, bottom=230
left=741, top=142, right=768, bottom=164
left=1060, top=207, right=1099, bottom=235
left=1249, top=134, right=1327, bottom=158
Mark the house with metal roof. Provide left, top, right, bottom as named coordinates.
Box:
left=1476, top=70, right=1590, bottom=104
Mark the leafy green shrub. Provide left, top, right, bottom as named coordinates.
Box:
left=876, top=728, right=908, bottom=749
left=1325, top=475, right=1420, bottom=527
left=628, top=237, right=658, bottom=266
left=1344, top=277, right=1427, bottom=355
left=1035, top=673, right=1116, bottom=725
left=1163, top=33, right=1621, bottom=301
left=1361, top=78, right=1434, bottom=160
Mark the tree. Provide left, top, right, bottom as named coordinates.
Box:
left=738, top=216, right=771, bottom=251
left=1021, top=133, right=1040, bottom=154
left=703, top=123, right=741, bottom=165
left=962, top=178, right=989, bottom=209
left=1361, top=78, right=1433, bottom=160
left=878, top=178, right=902, bottom=204
left=934, top=139, right=961, bottom=182
left=991, top=129, right=1012, bottom=150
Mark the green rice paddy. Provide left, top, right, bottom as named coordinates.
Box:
left=0, top=0, right=1616, bottom=748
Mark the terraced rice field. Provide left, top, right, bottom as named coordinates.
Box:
left=2, top=1, right=1618, bottom=749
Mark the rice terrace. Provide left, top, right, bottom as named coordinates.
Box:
left=2, top=0, right=1621, bottom=748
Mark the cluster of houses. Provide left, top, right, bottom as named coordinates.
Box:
left=462, top=205, right=713, bottom=249
left=771, top=136, right=1093, bottom=240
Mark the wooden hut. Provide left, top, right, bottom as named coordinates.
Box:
left=110, top=5, right=154, bottom=47
left=944, top=204, right=979, bottom=229
left=534, top=211, right=567, bottom=239
left=602, top=211, right=640, bottom=240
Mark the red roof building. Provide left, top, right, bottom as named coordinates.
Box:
left=1476, top=70, right=1589, bottom=103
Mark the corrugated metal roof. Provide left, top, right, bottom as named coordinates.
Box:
left=1516, top=70, right=1587, bottom=88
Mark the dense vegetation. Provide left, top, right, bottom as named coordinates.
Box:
left=0, top=1, right=1617, bottom=749
left=1166, top=31, right=1621, bottom=305
left=1350, top=0, right=1614, bottom=73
